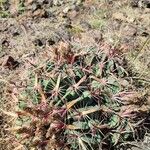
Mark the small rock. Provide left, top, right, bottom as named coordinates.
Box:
left=12, top=30, right=20, bottom=36
left=2, top=56, right=19, bottom=69
left=75, top=0, right=82, bottom=6
left=68, top=10, right=78, bottom=19
left=42, top=10, right=54, bottom=18
left=47, top=39, right=55, bottom=46
left=112, top=12, right=126, bottom=21
left=80, top=21, right=92, bottom=30
left=53, top=0, right=64, bottom=6
left=28, top=3, right=41, bottom=11
left=57, top=41, right=71, bottom=57
left=118, top=79, right=129, bottom=87
left=147, top=96, right=150, bottom=106
left=139, top=0, right=150, bottom=8
left=139, top=13, right=150, bottom=27
left=141, top=32, right=149, bottom=36
left=131, top=0, right=150, bottom=8
left=48, top=34, right=60, bottom=44
left=37, top=0, right=49, bottom=4
left=146, top=2, right=150, bottom=8
left=94, top=34, right=103, bottom=43
left=0, top=116, right=3, bottom=125
left=126, top=16, right=135, bottom=23
left=32, top=9, right=45, bottom=17
left=25, top=0, right=34, bottom=5
left=33, top=5, right=41, bottom=12
left=8, top=25, right=21, bottom=36
left=33, top=39, right=44, bottom=47
left=122, top=25, right=137, bottom=37
left=2, top=39, right=9, bottom=48
left=131, top=0, right=139, bottom=7
left=55, top=29, right=71, bottom=41
left=63, top=6, right=71, bottom=14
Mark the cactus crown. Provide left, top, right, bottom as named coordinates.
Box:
left=14, top=42, right=135, bottom=150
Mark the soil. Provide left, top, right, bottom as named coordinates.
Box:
left=0, top=0, right=150, bottom=150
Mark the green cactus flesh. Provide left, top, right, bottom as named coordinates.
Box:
left=15, top=50, right=135, bottom=150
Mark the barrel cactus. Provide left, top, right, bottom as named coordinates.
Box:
left=12, top=42, right=141, bottom=150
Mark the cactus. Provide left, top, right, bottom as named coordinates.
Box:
left=12, top=42, right=144, bottom=150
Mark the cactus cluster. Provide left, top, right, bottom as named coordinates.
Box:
left=13, top=42, right=143, bottom=150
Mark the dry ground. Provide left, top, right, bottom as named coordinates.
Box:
left=0, top=0, right=150, bottom=149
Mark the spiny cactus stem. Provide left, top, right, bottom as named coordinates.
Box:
left=81, top=107, right=100, bottom=116
left=72, top=75, right=86, bottom=90
left=82, top=67, right=92, bottom=74
left=93, top=124, right=110, bottom=130
left=91, top=75, right=107, bottom=85
left=66, top=98, right=80, bottom=110
left=52, top=107, right=66, bottom=117
left=34, top=73, right=46, bottom=103
left=78, top=137, right=87, bottom=150
left=50, top=121, right=65, bottom=130
left=52, top=73, right=61, bottom=98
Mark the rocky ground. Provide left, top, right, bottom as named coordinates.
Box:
left=0, top=0, right=150, bottom=150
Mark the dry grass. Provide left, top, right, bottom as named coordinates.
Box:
left=0, top=0, right=150, bottom=149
